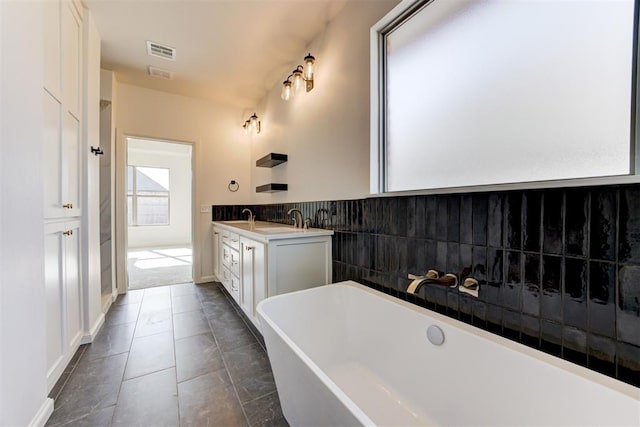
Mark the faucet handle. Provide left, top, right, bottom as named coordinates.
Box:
left=459, top=277, right=479, bottom=297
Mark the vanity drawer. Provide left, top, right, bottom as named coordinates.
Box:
left=221, top=229, right=240, bottom=251
left=222, top=246, right=240, bottom=277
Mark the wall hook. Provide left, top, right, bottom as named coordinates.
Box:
left=91, top=146, right=104, bottom=156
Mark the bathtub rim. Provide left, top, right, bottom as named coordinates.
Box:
left=257, top=280, right=640, bottom=408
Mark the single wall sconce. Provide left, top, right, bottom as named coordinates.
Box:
left=281, top=53, right=315, bottom=101
left=242, top=112, right=261, bottom=135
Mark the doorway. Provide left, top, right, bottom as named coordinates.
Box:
left=126, top=137, right=193, bottom=290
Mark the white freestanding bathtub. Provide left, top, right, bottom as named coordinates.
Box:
left=257, top=281, right=640, bottom=426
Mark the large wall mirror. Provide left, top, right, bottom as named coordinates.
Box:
left=371, top=0, right=639, bottom=194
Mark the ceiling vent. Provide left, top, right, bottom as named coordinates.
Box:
left=148, top=66, right=174, bottom=80
left=146, top=41, right=176, bottom=61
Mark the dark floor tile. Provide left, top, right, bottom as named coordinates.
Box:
left=196, top=282, right=226, bottom=301
left=224, top=342, right=276, bottom=403
left=243, top=391, right=289, bottom=427
left=124, top=331, right=175, bottom=380
left=134, top=308, right=173, bottom=338
left=139, top=293, right=172, bottom=314
left=47, top=354, right=127, bottom=427
left=103, top=303, right=140, bottom=327
left=209, top=311, right=258, bottom=352
left=83, top=321, right=135, bottom=360
left=178, top=370, right=247, bottom=427
left=112, top=368, right=179, bottom=427
left=51, top=405, right=115, bottom=427
left=114, top=289, right=143, bottom=306
left=170, top=282, right=198, bottom=296
left=175, top=332, right=225, bottom=383
left=64, top=351, right=126, bottom=386
left=172, top=293, right=202, bottom=314
left=173, top=309, right=210, bottom=340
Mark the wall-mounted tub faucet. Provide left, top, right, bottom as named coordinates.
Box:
left=407, top=270, right=458, bottom=294
left=242, top=208, right=255, bottom=224
left=287, top=208, right=303, bottom=228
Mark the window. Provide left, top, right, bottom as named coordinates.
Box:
left=127, top=166, right=170, bottom=226
left=372, top=0, right=638, bottom=193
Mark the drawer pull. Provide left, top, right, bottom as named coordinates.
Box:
left=63, top=230, right=73, bottom=236
left=62, top=203, right=73, bottom=209
left=245, top=246, right=254, bottom=251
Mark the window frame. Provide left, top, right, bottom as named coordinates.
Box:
left=127, top=165, right=171, bottom=227
left=370, top=0, right=640, bottom=196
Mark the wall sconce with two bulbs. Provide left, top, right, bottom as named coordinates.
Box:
left=242, top=113, right=261, bottom=135
left=281, top=53, right=315, bottom=101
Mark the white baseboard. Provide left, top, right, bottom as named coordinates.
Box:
left=80, top=313, right=105, bottom=345
left=28, top=397, right=54, bottom=427
left=196, top=275, right=216, bottom=284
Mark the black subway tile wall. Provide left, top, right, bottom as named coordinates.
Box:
left=212, top=184, right=640, bottom=387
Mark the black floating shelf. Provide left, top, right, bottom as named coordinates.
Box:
left=256, top=152, right=288, bottom=168
left=256, top=183, right=288, bottom=193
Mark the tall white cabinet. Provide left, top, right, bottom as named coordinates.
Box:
left=43, top=0, right=85, bottom=392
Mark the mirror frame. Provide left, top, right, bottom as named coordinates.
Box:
left=370, top=0, right=640, bottom=196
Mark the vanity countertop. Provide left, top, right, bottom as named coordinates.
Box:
left=212, top=220, right=333, bottom=241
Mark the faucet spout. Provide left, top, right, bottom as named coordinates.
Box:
left=242, top=208, right=255, bottom=224
left=287, top=208, right=304, bottom=229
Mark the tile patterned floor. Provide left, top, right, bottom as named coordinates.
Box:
left=46, top=282, right=288, bottom=427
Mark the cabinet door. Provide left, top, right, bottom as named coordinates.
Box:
left=64, top=220, right=82, bottom=354
left=62, top=111, right=81, bottom=216
left=61, top=0, right=81, bottom=117
left=250, top=241, right=266, bottom=326
left=212, top=227, right=221, bottom=280
left=43, top=0, right=61, bottom=98
left=240, top=238, right=254, bottom=318
left=241, top=237, right=266, bottom=327
left=43, top=93, right=63, bottom=219
left=44, top=222, right=65, bottom=385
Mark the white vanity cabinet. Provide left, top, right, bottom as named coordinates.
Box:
left=212, top=221, right=333, bottom=330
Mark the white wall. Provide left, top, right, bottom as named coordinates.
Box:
left=250, top=0, right=399, bottom=203
left=127, top=138, right=192, bottom=248
left=115, top=83, right=250, bottom=283
left=0, top=1, right=50, bottom=425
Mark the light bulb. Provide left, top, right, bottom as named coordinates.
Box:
left=303, top=53, right=315, bottom=80
left=292, top=68, right=304, bottom=93
left=281, top=80, right=292, bottom=101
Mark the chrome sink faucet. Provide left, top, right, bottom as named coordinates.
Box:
left=287, top=208, right=303, bottom=228
left=242, top=208, right=255, bottom=224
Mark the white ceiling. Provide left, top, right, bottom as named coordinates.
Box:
left=85, top=0, right=350, bottom=109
